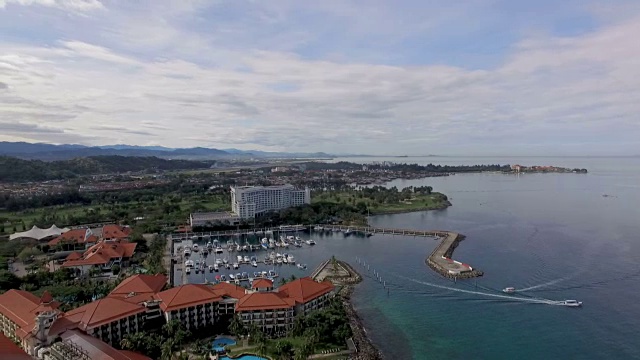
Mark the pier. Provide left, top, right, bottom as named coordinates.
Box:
left=426, top=232, right=483, bottom=279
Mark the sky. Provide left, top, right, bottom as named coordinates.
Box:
left=0, top=0, right=639, bottom=156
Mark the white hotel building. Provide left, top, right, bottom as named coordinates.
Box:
left=231, top=185, right=311, bottom=219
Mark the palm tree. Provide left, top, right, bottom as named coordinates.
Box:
left=257, top=339, right=268, bottom=357
left=229, top=315, right=245, bottom=337
left=160, top=339, right=175, bottom=360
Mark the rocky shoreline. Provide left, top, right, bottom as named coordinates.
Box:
left=313, top=259, right=384, bottom=360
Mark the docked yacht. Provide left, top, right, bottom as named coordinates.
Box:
left=268, top=270, right=278, bottom=278
left=237, top=255, right=243, bottom=263
left=243, top=256, right=250, bottom=263
left=233, top=262, right=239, bottom=269
left=223, top=257, right=229, bottom=264
left=251, top=260, right=258, bottom=267
left=192, top=244, right=199, bottom=252
left=216, top=258, right=223, bottom=265
left=183, top=247, right=192, bottom=256
left=287, top=255, right=295, bottom=264
left=502, top=287, right=516, bottom=294
left=215, top=246, right=224, bottom=254
left=562, top=300, right=582, bottom=307
left=276, top=258, right=283, bottom=265
left=213, top=264, right=219, bottom=272
left=184, top=260, right=194, bottom=268
left=220, top=275, right=227, bottom=281
left=185, top=267, right=191, bottom=274
left=229, top=274, right=235, bottom=280
left=208, top=265, right=214, bottom=273
left=306, top=239, right=316, bottom=245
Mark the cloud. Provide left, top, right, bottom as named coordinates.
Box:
left=0, top=0, right=103, bottom=11
left=0, top=1, right=638, bottom=155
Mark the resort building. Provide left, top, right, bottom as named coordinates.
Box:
left=154, top=284, right=222, bottom=331
left=48, top=228, right=99, bottom=249
left=0, top=274, right=334, bottom=359
left=189, top=212, right=241, bottom=228
left=230, top=185, right=311, bottom=219
left=101, top=225, right=133, bottom=242
left=0, top=333, right=30, bottom=360
left=60, top=240, right=137, bottom=275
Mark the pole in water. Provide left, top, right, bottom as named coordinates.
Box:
left=454, top=277, right=457, bottom=283
left=383, top=281, right=386, bottom=288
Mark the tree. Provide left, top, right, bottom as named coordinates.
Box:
left=274, top=340, right=293, bottom=360
left=161, top=339, right=175, bottom=360
left=17, top=247, right=42, bottom=262
left=229, top=315, right=245, bottom=337
left=0, top=270, right=21, bottom=291
left=111, top=264, right=121, bottom=275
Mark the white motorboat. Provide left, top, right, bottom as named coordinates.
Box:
left=233, top=262, right=239, bottom=269
left=192, top=244, right=199, bottom=252
left=213, top=264, right=219, bottom=272
left=287, top=255, right=295, bottom=264
left=296, top=263, right=307, bottom=270
left=216, top=258, right=223, bottom=265
left=561, top=300, right=582, bottom=307
left=502, top=287, right=516, bottom=294
left=237, top=255, right=243, bottom=263
left=276, top=258, right=283, bottom=265
left=220, top=275, right=227, bottom=281
left=185, top=267, right=191, bottom=274
left=183, top=247, right=192, bottom=256
left=228, top=274, right=235, bottom=280
left=306, top=239, right=316, bottom=245
left=282, top=257, right=288, bottom=264
left=223, top=257, right=229, bottom=264
left=225, top=264, right=231, bottom=270
left=243, top=256, right=250, bottom=263
left=268, top=270, right=277, bottom=278
left=185, top=260, right=194, bottom=268
left=208, top=265, right=214, bottom=272
left=251, top=260, right=258, bottom=267
left=215, top=246, right=224, bottom=254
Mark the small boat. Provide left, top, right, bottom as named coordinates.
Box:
left=251, top=260, right=258, bottom=267
left=235, top=273, right=242, bottom=280
left=233, top=262, right=239, bottom=269
left=229, top=274, right=235, bottom=280
left=253, top=271, right=261, bottom=278
left=502, top=287, right=516, bottom=294
left=287, top=255, right=295, bottom=264
left=206, top=241, right=213, bottom=249
left=237, top=255, right=243, bottom=263
left=282, top=257, right=288, bottom=264
left=306, top=239, right=316, bottom=246
left=243, top=256, right=250, bottom=263
left=241, top=272, right=248, bottom=279
left=294, top=241, right=302, bottom=247
left=183, top=247, right=192, bottom=256
left=184, top=260, right=194, bottom=268
left=195, top=260, right=200, bottom=266
left=213, top=264, right=219, bottom=272
left=216, top=258, right=223, bottom=265
left=297, top=263, right=307, bottom=270
left=185, top=267, right=191, bottom=274
left=192, top=244, right=199, bottom=252
left=225, top=264, right=231, bottom=270
left=223, top=258, right=229, bottom=264
left=220, top=275, right=227, bottom=281
left=268, top=270, right=277, bottom=278
left=195, top=268, right=199, bottom=274
left=215, top=275, right=221, bottom=282
left=276, top=258, right=283, bottom=265
left=215, top=246, right=224, bottom=254
left=209, top=265, right=214, bottom=272
left=562, top=300, right=582, bottom=307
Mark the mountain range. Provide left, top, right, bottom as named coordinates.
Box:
left=0, top=142, right=333, bottom=161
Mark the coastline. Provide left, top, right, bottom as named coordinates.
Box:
left=368, top=200, right=451, bottom=215
left=312, top=259, right=384, bottom=360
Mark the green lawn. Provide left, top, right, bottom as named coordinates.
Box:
left=313, top=191, right=449, bottom=214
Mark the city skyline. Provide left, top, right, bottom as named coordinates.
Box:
left=1, top=0, right=639, bottom=156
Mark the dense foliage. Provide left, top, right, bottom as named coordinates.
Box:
left=0, top=155, right=211, bottom=182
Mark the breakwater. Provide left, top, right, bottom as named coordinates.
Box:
left=426, top=232, right=483, bottom=279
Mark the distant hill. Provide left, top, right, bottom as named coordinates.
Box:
left=0, top=155, right=212, bottom=182
left=0, top=142, right=334, bottom=160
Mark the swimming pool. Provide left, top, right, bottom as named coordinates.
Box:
left=211, top=337, right=236, bottom=352
left=219, top=356, right=267, bottom=360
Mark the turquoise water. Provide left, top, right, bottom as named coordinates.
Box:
left=212, top=337, right=236, bottom=352
left=179, top=156, right=640, bottom=359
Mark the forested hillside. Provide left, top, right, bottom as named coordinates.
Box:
left=0, top=156, right=211, bottom=182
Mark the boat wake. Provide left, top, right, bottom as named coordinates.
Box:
left=397, top=275, right=563, bottom=306
left=518, top=277, right=570, bottom=292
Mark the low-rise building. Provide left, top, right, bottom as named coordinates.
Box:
left=60, top=241, right=137, bottom=275
left=48, top=229, right=98, bottom=249
left=154, top=284, right=222, bottom=331
left=101, top=225, right=133, bottom=242
left=189, top=212, right=241, bottom=228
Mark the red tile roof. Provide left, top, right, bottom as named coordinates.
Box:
left=0, top=333, right=30, bottom=360
left=236, top=292, right=295, bottom=312
left=48, top=228, right=98, bottom=246
left=65, top=251, right=83, bottom=261
left=108, top=274, right=167, bottom=303
left=60, top=330, right=151, bottom=360
left=251, top=278, right=273, bottom=289
left=60, top=297, right=145, bottom=331
left=277, top=277, right=334, bottom=304
left=210, top=282, right=247, bottom=300
left=102, top=225, right=132, bottom=240
left=61, top=241, right=136, bottom=267
left=0, top=289, right=62, bottom=341
left=155, top=284, right=221, bottom=312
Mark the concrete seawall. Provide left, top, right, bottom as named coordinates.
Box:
left=426, top=232, right=483, bottom=279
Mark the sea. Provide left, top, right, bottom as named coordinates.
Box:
left=177, top=156, right=640, bottom=360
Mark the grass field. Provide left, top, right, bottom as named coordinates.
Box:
left=312, top=191, right=450, bottom=214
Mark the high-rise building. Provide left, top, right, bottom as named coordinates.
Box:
left=231, top=185, right=310, bottom=218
